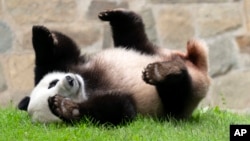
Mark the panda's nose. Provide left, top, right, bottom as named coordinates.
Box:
left=66, top=75, right=74, bottom=86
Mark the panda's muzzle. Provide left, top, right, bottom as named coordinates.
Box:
left=66, top=75, right=74, bottom=87
left=65, top=75, right=82, bottom=89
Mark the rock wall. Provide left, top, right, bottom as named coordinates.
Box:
left=0, top=0, right=250, bottom=110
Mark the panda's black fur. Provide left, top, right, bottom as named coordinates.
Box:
left=18, top=9, right=210, bottom=125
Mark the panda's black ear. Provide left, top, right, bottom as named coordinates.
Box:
left=17, top=96, right=30, bottom=111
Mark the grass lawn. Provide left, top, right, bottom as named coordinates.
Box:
left=0, top=106, right=249, bottom=141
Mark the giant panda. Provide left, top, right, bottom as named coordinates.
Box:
left=18, top=8, right=210, bottom=125
left=20, top=72, right=88, bottom=123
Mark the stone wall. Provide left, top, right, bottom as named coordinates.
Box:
left=0, top=0, right=250, bottom=110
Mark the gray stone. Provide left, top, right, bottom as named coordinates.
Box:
left=155, top=6, right=195, bottom=50
left=236, top=34, right=250, bottom=54
left=208, top=37, right=239, bottom=77
left=244, top=0, right=250, bottom=31
left=0, top=22, right=12, bottom=53
left=0, top=2, right=2, bottom=16
left=21, top=29, right=33, bottom=51
left=148, top=0, right=230, bottom=3
left=195, top=3, right=242, bottom=38
left=87, top=0, right=128, bottom=20
left=236, top=34, right=250, bottom=68
left=202, top=70, right=250, bottom=111
left=140, top=8, right=158, bottom=45
left=5, top=53, right=34, bottom=91
left=102, top=24, right=113, bottom=49
left=239, top=53, right=250, bottom=68
left=0, top=63, right=7, bottom=92
left=5, top=0, right=77, bottom=24
left=0, top=90, right=30, bottom=107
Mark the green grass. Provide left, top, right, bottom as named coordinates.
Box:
left=0, top=106, right=249, bottom=141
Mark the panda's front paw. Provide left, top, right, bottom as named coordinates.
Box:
left=48, top=95, right=81, bottom=122
left=98, top=8, right=132, bottom=21
left=143, top=58, right=187, bottom=85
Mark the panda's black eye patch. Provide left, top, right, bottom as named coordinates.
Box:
left=48, top=79, right=59, bottom=89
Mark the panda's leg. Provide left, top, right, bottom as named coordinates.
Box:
left=48, top=93, right=137, bottom=125
left=142, top=56, right=192, bottom=119
left=32, top=26, right=83, bottom=85
left=98, top=9, right=156, bottom=55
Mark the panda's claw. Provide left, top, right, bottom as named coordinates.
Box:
left=98, top=8, right=130, bottom=21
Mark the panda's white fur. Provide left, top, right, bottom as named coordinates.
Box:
left=27, top=72, right=87, bottom=123
left=83, top=48, right=168, bottom=115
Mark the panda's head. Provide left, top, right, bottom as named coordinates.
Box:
left=32, top=72, right=87, bottom=102
left=22, top=72, right=87, bottom=123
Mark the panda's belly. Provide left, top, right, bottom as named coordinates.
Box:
left=89, top=48, right=165, bottom=116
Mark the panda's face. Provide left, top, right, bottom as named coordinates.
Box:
left=32, top=72, right=87, bottom=102
left=48, top=73, right=86, bottom=101
left=27, top=72, right=87, bottom=123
